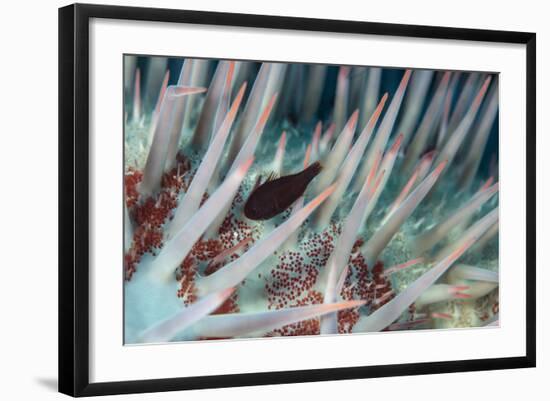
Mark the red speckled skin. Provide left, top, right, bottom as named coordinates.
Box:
left=124, top=154, right=191, bottom=280
left=244, top=161, right=323, bottom=220
left=123, top=154, right=395, bottom=336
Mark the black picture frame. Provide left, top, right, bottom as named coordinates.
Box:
left=58, top=3, right=536, bottom=397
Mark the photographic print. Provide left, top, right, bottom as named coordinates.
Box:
left=123, top=56, right=499, bottom=345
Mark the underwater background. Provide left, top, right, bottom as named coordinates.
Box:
left=123, top=55, right=499, bottom=344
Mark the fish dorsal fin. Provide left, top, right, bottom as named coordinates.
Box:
left=264, top=171, right=278, bottom=183
left=252, top=175, right=263, bottom=191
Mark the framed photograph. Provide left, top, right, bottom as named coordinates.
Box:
left=58, top=3, right=536, bottom=397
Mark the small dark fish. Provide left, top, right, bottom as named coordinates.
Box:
left=244, top=161, right=323, bottom=220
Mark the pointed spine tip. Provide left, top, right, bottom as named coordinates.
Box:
left=278, top=131, right=287, bottom=151
left=233, top=82, right=247, bottom=106
left=170, top=86, right=208, bottom=97
left=314, top=122, right=322, bottom=139
left=434, top=160, right=447, bottom=175
left=239, top=157, right=255, bottom=175
left=400, top=69, right=412, bottom=87
left=369, top=93, right=388, bottom=128
left=156, top=70, right=170, bottom=107
left=474, top=77, right=492, bottom=106
left=259, top=94, right=278, bottom=126
left=304, top=144, right=312, bottom=168
left=390, top=133, right=405, bottom=153
left=350, top=109, right=359, bottom=124
left=479, top=177, right=495, bottom=192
